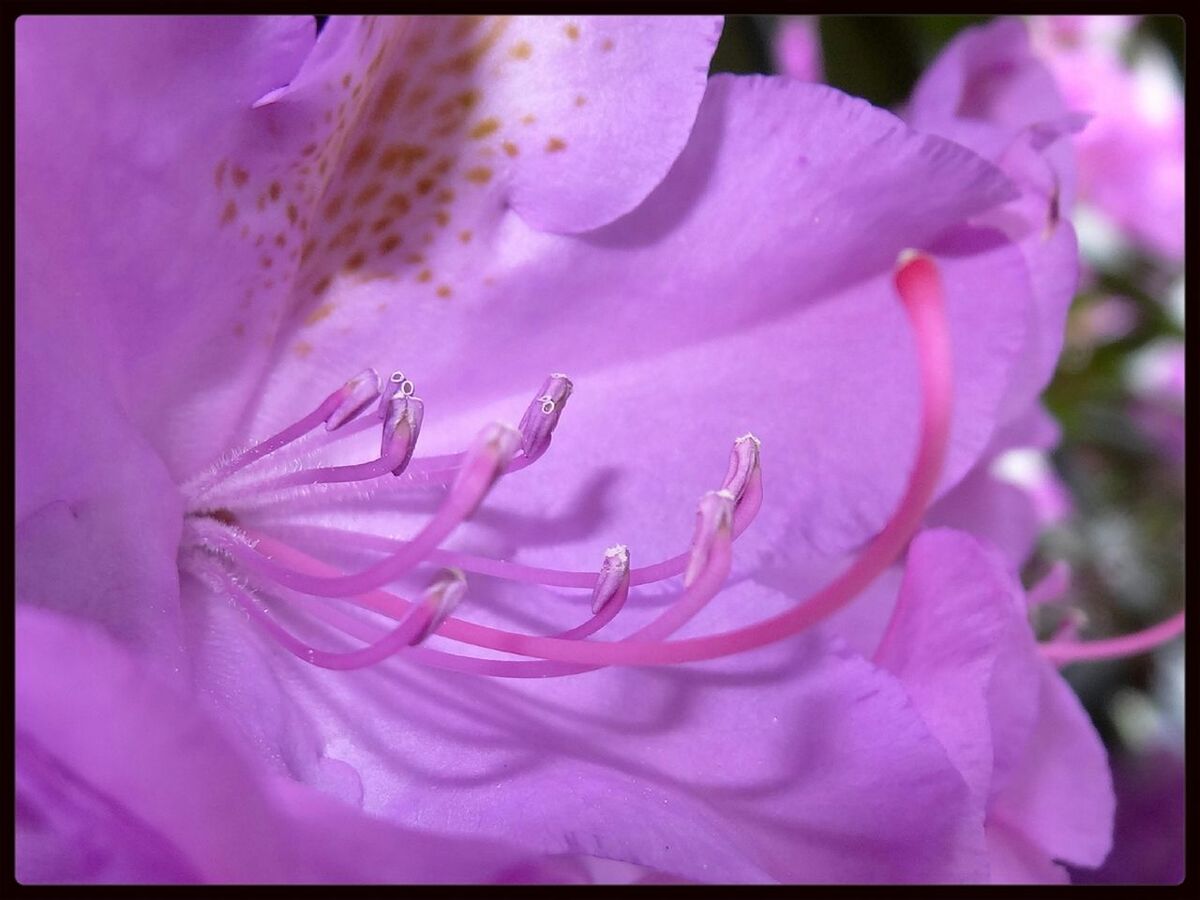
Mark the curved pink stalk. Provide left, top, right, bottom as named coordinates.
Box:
left=223, top=424, right=517, bottom=597
left=247, top=475, right=761, bottom=590
left=1040, top=610, right=1185, bottom=665
left=201, top=565, right=433, bottom=670
left=184, top=386, right=351, bottom=498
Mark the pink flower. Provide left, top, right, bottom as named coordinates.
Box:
left=773, top=18, right=823, bottom=82
left=1028, top=16, right=1184, bottom=262
left=17, top=15, right=1136, bottom=883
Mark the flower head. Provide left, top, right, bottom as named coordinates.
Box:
left=16, top=15, right=1152, bottom=884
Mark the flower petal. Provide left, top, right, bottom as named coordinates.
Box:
left=872, top=529, right=1113, bottom=878
left=15, top=606, right=584, bottom=883
left=17, top=16, right=317, bottom=475
left=229, top=617, right=983, bottom=883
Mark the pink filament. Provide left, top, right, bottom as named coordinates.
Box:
left=249, top=475, right=760, bottom=591
left=249, top=440, right=411, bottom=493
left=186, top=386, right=348, bottom=497
left=1040, top=610, right=1185, bottom=665
left=223, top=443, right=504, bottom=597
left=282, top=538, right=731, bottom=678
left=218, top=571, right=433, bottom=669
left=1026, top=561, right=1073, bottom=607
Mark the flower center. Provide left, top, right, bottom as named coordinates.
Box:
left=178, top=251, right=963, bottom=676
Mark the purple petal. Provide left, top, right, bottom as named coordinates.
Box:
left=873, top=529, right=1113, bottom=879
left=16, top=16, right=317, bottom=475
left=16, top=606, right=585, bottom=883
left=230, top=619, right=984, bottom=883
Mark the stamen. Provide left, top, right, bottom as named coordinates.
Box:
left=377, top=370, right=417, bottom=420
left=721, top=433, right=761, bottom=503
left=192, top=250, right=950, bottom=673
left=411, top=567, right=467, bottom=644
left=241, top=396, right=425, bottom=493
left=325, top=368, right=382, bottom=431
left=246, top=437, right=760, bottom=590
left=1040, top=610, right=1185, bottom=665
left=1027, top=560, right=1073, bottom=606
left=381, top=394, right=425, bottom=475
left=590, top=545, right=631, bottom=615
left=298, top=523, right=733, bottom=678
left=183, top=370, right=378, bottom=497
left=216, top=567, right=442, bottom=670
left=517, top=373, right=573, bottom=462
left=683, top=490, right=736, bottom=587
left=221, top=422, right=520, bottom=597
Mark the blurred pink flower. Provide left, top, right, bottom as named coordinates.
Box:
left=1029, top=16, right=1184, bottom=263
left=773, top=17, right=823, bottom=81
left=17, top=14, right=1115, bottom=883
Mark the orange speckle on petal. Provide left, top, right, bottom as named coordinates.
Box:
left=465, top=166, right=493, bottom=184
left=371, top=216, right=394, bottom=233
left=268, top=181, right=282, bottom=202
left=469, top=117, right=501, bottom=140
left=501, top=141, right=520, bottom=157
left=415, top=177, right=436, bottom=196
left=294, top=340, right=313, bottom=358
left=372, top=72, right=407, bottom=122
left=306, top=301, right=335, bottom=323
left=404, top=252, right=426, bottom=265
left=354, top=183, right=384, bottom=207
left=301, top=143, right=318, bottom=157
left=287, top=203, right=298, bottom=225
left=545, top=137, right=567, bottom=153
left=416, top=269, right=433, bottom=283
left=458, top=229, right=473, bottom=244
left=509, top=40, right=532, bottom=60
left=324, top=195, right=346, bottom=220
left=520, top=113, right=536, bottom=126
left=219, top=200, right=237, bottom=225
left=434, top=187, right=455, bottom=204
left=574, top=94, right=587, bottom=107
left=434, top=210, right=450, bottom=227
left=345, top=137, right=377, bottom=172
left=274, top=233, right=287, bottom=248
left=344, top=251, right=366, bottom=271
left=436, top=284, right=453, bottom=298
left=386, top=193, right=412, bottom=215
left=601, top=37, right=614, bottom=52
left=231, top=166, right=249, bottom=188
left=341, top=72, right=352, bottom=89
left=379, top=234, right=401, bottom=254
left=565, top=23, right=580, bottom=40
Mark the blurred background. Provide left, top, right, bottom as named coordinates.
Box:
left=711, top=15, right=1186, bottom=885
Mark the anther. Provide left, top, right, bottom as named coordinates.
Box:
left=377, top=370, right=417, bottom=419
left=684, top=490, right=736, bottom=587
left=381, top=395, right=425, bottom=475
left=517, top=373, right=573, bottom=461
left=412, top=568, right=468, bottom=645
left=721, top=433, right=762, bottom=503
left=326, top=368, right=382, bottom=430
left=591, top=545, right=631, bottom=614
